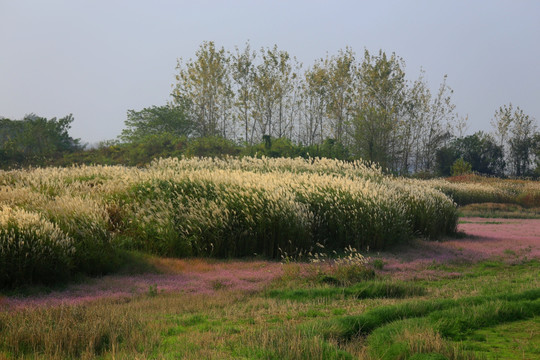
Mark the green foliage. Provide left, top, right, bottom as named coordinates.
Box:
left=0, top=114, right=81, bottom=169
left=438, top=132, right=505, bottom=177
left=60, top=134, right=188, bottom=167
left=305, top=139, right=351, bottom=160
left=493, top=103, right=537, bottom=176
left=435, top=146, right=459, bottom=177
left=451, top=158, right=472, bottom=176
left=353, top=50, right=406, bottom=170
left=372, top=258, right=385, bottom=270
left=120, top=104, right=194, bottom=143
left=456, top=132, right=505, bottom=176
left=243, top=137, right=305, bottom=158
left=173, top=41, right=231, bottom=138
left=185, top=136, right=241, bottom=158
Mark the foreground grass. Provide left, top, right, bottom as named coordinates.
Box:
left=1, top=259, right=539, bottom=359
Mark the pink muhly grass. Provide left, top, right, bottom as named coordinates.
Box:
left=2, top=261, right=283, bottom=310
left=377, top=217, right=539, bottom=280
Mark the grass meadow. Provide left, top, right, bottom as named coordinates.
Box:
left=1, top=157, right=539, bottom=359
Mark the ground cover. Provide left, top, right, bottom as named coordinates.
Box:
left=1, top=217, right=538, bottom=359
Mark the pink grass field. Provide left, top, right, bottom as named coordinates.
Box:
left=1, top=217, right=538, bottom=310
left=379, top=217, right=539, bottom=279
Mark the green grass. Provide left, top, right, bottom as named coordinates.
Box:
left=1, top=259, right=539, bottom=359
left=461, top=317, right=540, bottom=359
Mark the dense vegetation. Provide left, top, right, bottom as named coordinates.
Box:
left=1, top=42, right=539, bottom=360
left=2, top=43, right=539, bottom=177
left=2, top=155, right=540, bottom=288
left=0, top=114, right=81, bottom=168
left=0, top=157, right=459, bottom=287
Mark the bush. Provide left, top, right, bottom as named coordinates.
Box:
left=185, top=136, right=241, bottom=158
left=451, top=158, right=472, bottom=176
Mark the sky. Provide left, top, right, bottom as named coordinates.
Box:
left=1, top=0, right=539, bottom=145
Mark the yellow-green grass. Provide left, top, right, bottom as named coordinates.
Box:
left=458, top=203, right=540, bottom=219
left=423, top=174, right=540, bottom=208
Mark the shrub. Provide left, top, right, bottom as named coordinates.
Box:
left=451, top=158, right=472, bottom=176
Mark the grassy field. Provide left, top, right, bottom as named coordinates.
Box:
left=1, top=252, right=538, bottom=359
left=1, top=158, right=539, bottom=359
left=1, top=214, right=539, bottom=359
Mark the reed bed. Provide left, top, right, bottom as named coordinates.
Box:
left=0, top=157, right=458, bottom=286
left=422, top=174, right=540, bottom=207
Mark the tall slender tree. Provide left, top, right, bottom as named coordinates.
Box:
left=325, top=48, right=357, bottom=144
left=231, top=42, right=256, bottom=144
left=300, top=60, right=329, bottom=145
left=354, top=50, right=406, bottom=170
left=173, top=41, right=232, bottom=137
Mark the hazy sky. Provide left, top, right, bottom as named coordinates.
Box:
left=1, top=0, right=539, bottom=144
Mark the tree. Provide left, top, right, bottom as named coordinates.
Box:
left=299, top=59, right=329, bottom=145
left=354, top=49, right=406, bottom=170
left=435, top=145, right=459, bottom=176
left=533, top=133, right=540, bottom=177
left=436, top=132, right=505, bottom=176
left=416, top=75, right=455, bottom=173
left=451, top=158, right=472, bottom=176
left=120, top=103, right=193, bottom=143
left=325, top=48, right=357, bottom=144
left=231, top=42, right=256, bottom=144
left=492, top=104, right=537, bottom=176
left=508, top=107, right=536, bottom=176
left=173, top=41, right=232, bottom=138
left=0, top=114, right=81, bottom=167
left=453, top=132, right=505, bottom=176
left=491, top=104, right=514, bottom=149
left=251, top=45, right=300, bottom=140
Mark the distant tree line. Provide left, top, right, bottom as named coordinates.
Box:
left=0, top=114, right=81, bottom=168
left=169, top=42, right=460, bottom=175
left=1, top=42, right=539, bottom=177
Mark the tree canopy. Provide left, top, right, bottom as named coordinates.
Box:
left=0, top=114, right=80, bottom=168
